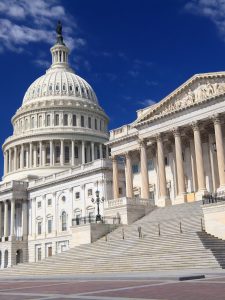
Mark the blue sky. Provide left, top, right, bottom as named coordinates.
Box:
left=1, top=0, right=225, bottom=177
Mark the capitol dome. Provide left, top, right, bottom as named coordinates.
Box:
left=3, top=22, right=109, bottom=182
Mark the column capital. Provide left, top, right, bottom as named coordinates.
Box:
left=191, top=121, right=199, bottom=131
left=138, top=139, right=147, bottom=148
left=111, top=155, right=118, bottom=162
left=154, top=133, right=162, bottom=142
left=172, top=127, right=181, bottom=137
left=211, top=114, right=221, bottom=125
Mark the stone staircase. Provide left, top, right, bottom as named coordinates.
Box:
left=1, top=201, right=225, bottom=277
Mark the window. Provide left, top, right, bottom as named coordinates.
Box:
left=64, top=114, right=68, bottom=126
left=65, top=146, right=70, bottom=163
left=56, top=84, right=59, bottom=91
left=31, top=117, right=35, bottom=128
left=164, top=157, right=168, bottom=166
left=48, top=219, right=52, bottom=233
left=75, top=192, right=80, bottom=199
left=88, top=189, right=92, bottom=197
left=149, top=191, right=155, bottom=200
left=88, top=117, right=91, bottom=129
left=95, top=119, right=97, bottom=130
left=62, top=211, right=67, bottom=231
left=46, top=115, right=51, bottom=126
left=38, top=115, right=42, bottom=127
left=48, top=198, right=52, bottom=206
left=148, top=159, right=154, bottom=171
left=119, top=187, right=123, bottom=195
left=62, top=196, right=66, bottom=202
left=25, top=119, right=28, bottom=130
left=132, top=164, right=139, bottom=174
left=37, top=201, right=41, bottom=208
left=75, top=146, right=79, bottom=158
left=37, top=248, right=41, bottom=261
left=37, top=222, right=42, bottom=235
left=100, top=120, right=102, bottom=131
left=55, top=114, right=59, bottom=126
left=46, top=146, right=50, bottom=164
left=62, top=84, right=66, bottom=91
left=73, top=115, right=77, bottom=126
left=55, top=146, right=60, bottom=163
left=81, top=115, right=85, bottom=127
left=49, top=84, right=52, bottom=91
left=69, top=85, right=73, bottom=91
left=76, top=86, right=79, bottom=93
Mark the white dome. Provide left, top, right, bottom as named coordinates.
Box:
left=23, top=69, right=98, bottom=105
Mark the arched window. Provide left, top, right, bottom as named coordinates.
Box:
left=62, top=84, right=66, bottom=91
left=31, top=117, right=35, bottom=129
left=55, top=114, right=59, bottom=126
left=38, top=115, right=42, bottom=127
left=25, top=119, right=28, bottom=130
left=65, top=146, right=70, bottom=163
left=73, top=115, right=77, bottom=126
left=62, top=211, right=67, bottom=231
left=81, top=116, right=85, bottom=127
left=64, top=114, right=68, bottom=126
left=46, top=115, right=51, bottom=126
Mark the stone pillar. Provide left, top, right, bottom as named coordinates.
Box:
left=22, top=200, right=28, bottom=238
left=192, top=122, right=206, bottom=198
left=43, top=143, right=46, bottom=166
left=173, top=128, right=186, bottom=203
left=208, top=134, right=219, bottom=192
left=125, top=152, right=133, bottom=198
left=33, top=145, right=37, bottom=167
left=82, top=141, right=85, bottom=164
left=112, top=156, right=119, bottom=199
left=60, top=140, right=64, bottom=166
left=156, top=134, right=167, bottom=206
left=3, top=201, right=9, bottom=238
left=91, top=142, right=95, bottom=161
left=10, top=199, right=15, bottom=237
left=4, top=152, right=7, bottom=175
left=26, top=146, right=29, bottom=168
left=99, top=144, right=103, bottom=159
left=39, top=141, right=42, bottom=166
left=0, top=202, right=2, bottom=238
left=8, top=149, right=11, bottom=173
left=139, top=141, right=149, bottom=199
left=50, top=140, right=53, bottom=166
left=14, top=146, right=17, bottom=171
left=190, top=139, right=198, bottom=193
left=71, top=140, right=75, bottom=166
left=106, top=146, right=109, bottom=159
left=213, top=116, right=225, bottom=189
left=29, top=143, right=33, bottom=168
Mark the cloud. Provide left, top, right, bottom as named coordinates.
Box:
left=138, top=98, right=156, bottom=107
left=185, top=0, right=225, bottom=40
left=0, top=0, right=85, bottom=53
left=33, top=58, right=50, bottom=68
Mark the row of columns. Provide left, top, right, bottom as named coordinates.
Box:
left=4, top=140, right=108, bottom=174
left=0, top=200, right=28, bottom=239
left=112, top=116, right=225, bottom=202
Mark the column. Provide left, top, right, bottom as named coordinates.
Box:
left=156, top=134, right=167, bottom=204
left=112, top=156, right=119, bottom=199
left=50, top=140, right=53, bottom=166
left=39, top=141, right=42, bottom=166
left=34, top=144, right=37, bottom=167
left=208, top=134, right=219, bottom=192
left=3, top=201, right=9, bottom=238
left=192, top=122, right=206, bottom=195
left=106, top=145, right=109, bottom=159
left=22, top=200, right=28, bottom=237
left=60, top=140, right=64, bottom=166
left=173, top=128, right=186, bottom=202
left=14, top=146, right=17, bottom=171
left=0, top=202, right=2, bottom=238
left=91, top=142, right=95, bottom=161
left=4, top=152, right=7, bottom=175
left=125, top=152, right=134, bottom=198
left=99, top=144, right=103, bottom=159
left=29, top=143, right=33, bottom=168
left=71, top=140, right=75, bottom=166
left=42, top=143, right=46, bottom=166
left=8, top=149, right=11, bottom=173
left=213, top=116, right=225, bottom=188
left=26, top=146, right=29, bottom=168
left=140, top=141, right=149, bottom=199
left=190, top=139, right=198, bottom=192
left=10, top=199, right=15, bottom=237
left=82, top=141, right=85, bottom=164
left=20, top=144, right=24, bottom=169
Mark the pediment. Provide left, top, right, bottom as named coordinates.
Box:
left=134, top=72, right=225, bottom=126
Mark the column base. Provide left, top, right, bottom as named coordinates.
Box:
left=174, top=194, right=187, bottom=205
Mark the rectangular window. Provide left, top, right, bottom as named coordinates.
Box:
left=48, top=198, right=52, bottom=206
left=37, top=222, right=42, bottom=235
left=65, top=146, right=70, bottom=163
left=81, top=115, right=85, bottom=127
left=46, top=146, right=50, bottom=164
left=48, top=219, right=52, bottom=233
left=55, top=114, right=59, bottom=126
left=88, top=189, right=92, bottom=196
left=37, top=201, right=41, bottom=208
left=95, top=119, right=97, bottom=130
left=88, top=117, right=91, bottom=128
left=55, top=146, right=60, bottom=163
left=119, top=187, right=123, bottom=195
left=73, top=114, right=77, bottom=126
left=46, top=115, right=51, bottom=126
left=75, top=192, right=80, bottom=199
left=75, top=146, right=79, bottom=158
left=37, top=248, right=41, bottom=261
left=132, top=164, right=139, bottom=174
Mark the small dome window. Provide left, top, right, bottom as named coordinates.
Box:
left=86, top=89, right=89, bottom=95
left=81, top=87, right=84, bottom=93
left=62, top=84, right=66, bottom=91
left=56, top=84, right=59, bottom=91
left=49, top=84, right=52, bottom=91
left=76, top=86, right=79, bottom=92
left=69, top=85, right=73, bottom=91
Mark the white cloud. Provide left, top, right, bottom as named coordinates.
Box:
left=138, top=98, right=156, bottom=107
left=0, top=0, right=85, bottom=53
left=185, top=0, right=225, bottom=40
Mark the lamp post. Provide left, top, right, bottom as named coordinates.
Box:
left=91, top=181, right=104, bottom=222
